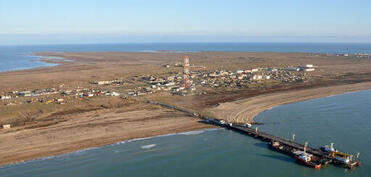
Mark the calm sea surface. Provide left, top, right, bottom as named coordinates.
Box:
left=1, top=43, right=371, bottom=72
left=0, top=89, right=370, bottom=177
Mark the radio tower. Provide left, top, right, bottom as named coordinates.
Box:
left=183, top=56, right=191, bottom=89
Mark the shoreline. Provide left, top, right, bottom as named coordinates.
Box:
left=1, top=83, right=370, bottom=167
left=0, top=128, right=221, bottom=168
left=1, top=51, right=371, bottom=167
left=0, top=107, right=214, bottom=167
left=0, top=55, right=65, bottom=73
left=208, top=82, right=371, bottom=123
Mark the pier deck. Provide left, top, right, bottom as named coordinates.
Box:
left=229, top=124, right=325, bottom=156
left=149, top=101, right=361, bottom=169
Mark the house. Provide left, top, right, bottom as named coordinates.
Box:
left=298, top=64, right=315, bottom=72
left=285, top=67, right=300, bottom=71
left=252, top=75, right=263, bottom=80
left=251, top=68, right=259, bottom=72
left=2, top=124, right=11, bottom=129
left=304, top=68, right=315, bottom=72
left=94, top=81, right=113, bottom=85
left=19, top=91, right=31, bottom=97
left=56, top=98, right=64, bottom=102
left=0, top=95, right=11, bottom=100
left=110, top=92, right=120, bottom=96
left=235, top=70, right=243, bottom=74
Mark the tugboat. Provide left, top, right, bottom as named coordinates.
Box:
left=293, top=151, right=322, bottom=169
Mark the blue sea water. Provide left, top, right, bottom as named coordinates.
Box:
left=0, top=90, right=370, bottom=177
left=1, top=43, right=371, bottom=72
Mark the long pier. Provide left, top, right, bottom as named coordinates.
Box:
left=229, top=124, right=325, bottom=156
left=148, top=100, right=361, bottom=169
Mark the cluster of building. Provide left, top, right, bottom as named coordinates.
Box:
left=61, top=88, right=121, bottom=97
left=131, top=65, right=314, bottom=95
left=135, top=74, right=191, bottom=95
left=354, top=53, right=371, bottom=58
left=1, top=88, right=59, bottom=100
left=1, top=87, right=121, bottom=105
left=1, top=63, right=316, bottom=103
left=162, top=63, right=206, bottom=69
left=92, top=79, right=126, bottom=85
left=336, top=53, right=371, bottom=58
left=195, top=68, right=309, bottom=88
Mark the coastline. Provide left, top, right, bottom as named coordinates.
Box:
left=1, top=82, right=370, bottom=166
left=0, top=107, right=214, bottom=167
left=1, top=51, right=371, bottom=167
left=0, top=128, right=221, bottom=168
left=0, top=55, right=65, bottom=73
left=208, top=82, right=371, bottom=123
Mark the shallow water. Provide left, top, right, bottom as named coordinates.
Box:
left=1, top=90, right=370, bottom=177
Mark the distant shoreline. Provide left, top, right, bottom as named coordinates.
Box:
left=1, top=42, right=371, bottom=72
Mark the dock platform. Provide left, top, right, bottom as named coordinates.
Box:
left=149, top=100, right=361, bottom=169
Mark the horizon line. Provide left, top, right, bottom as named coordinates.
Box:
left=1, top=41, right=371, bottom=47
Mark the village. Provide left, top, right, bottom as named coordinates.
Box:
left=0, top=87, right=122, bottom=106
left=136, top=64, right=314, bottom=95
left=0, top=59, right=315, bottom=106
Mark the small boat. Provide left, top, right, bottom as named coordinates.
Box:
left=294, top=151, right=322, bottom=169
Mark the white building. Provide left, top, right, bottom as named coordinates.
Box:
left=110, top=92, right=120, bottom=96
left=0, top=95, right=11, bottom=100
left=252, top=75, right=263, bottom=80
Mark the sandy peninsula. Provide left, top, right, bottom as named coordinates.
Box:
left=208, top=82, right=371, bottom=123
left=1, top=51, right=371, bottom=166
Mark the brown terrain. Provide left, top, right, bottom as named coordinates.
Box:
left=1, top=51, right=371, bottom=166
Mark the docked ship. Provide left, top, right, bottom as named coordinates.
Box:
left=293, top=151, right=322, bottom=169
left=331, top=152, right=361, bottom=169
left=320, top=143, right=361, bottom=169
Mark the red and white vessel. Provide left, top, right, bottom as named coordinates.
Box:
left=293, top=151, right=322, bottom=169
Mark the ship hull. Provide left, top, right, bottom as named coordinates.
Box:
left=295, top=156, right=322, bottom=169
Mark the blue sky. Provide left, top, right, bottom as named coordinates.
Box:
left=1, top=0, right=371, bottom=44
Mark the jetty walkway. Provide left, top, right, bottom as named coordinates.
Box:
left=147, top=100, right=361, bottom=169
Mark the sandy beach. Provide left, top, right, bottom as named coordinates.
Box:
left=0, top=104, right=213, bottom=166
left=208, top=82, right=371, bottom=123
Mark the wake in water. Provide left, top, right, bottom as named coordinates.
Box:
left=179, top=130, right=205, bottom=135
left=141, top=144, right=157, bottom=149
